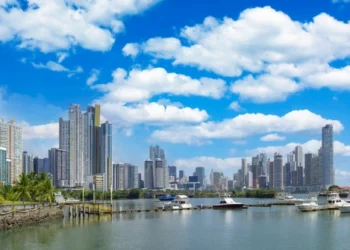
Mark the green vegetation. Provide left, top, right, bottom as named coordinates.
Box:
left=328, top=185, right=340, bottom=191
left=232, top=189, right=277, bottom=198
left=0, top=172, right=55, bottom=206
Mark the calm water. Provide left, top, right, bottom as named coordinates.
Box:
left=1, top=198, right=350, bottom=250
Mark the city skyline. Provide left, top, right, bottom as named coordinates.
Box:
left=1, top=0, right=350, bottom=185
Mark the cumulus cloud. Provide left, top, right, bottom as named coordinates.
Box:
left=22, top=122, right=59, bottom=140
left=99, top=101, right=209, bottom=126
left=0, top=0, right=160, bottom=52
left=260, top=133, right=286, bottom=142
left=32, top=61, right=83, bottom=75
left=229, top=101, right=244, bottom=112
left=126, top=6, right=350, bottom=103
left=151, top=110, right=343, bottom=144
left=93, top=67, right=226, bottom=103
left=86, top=69, right=100, bottom=86
left=122, top=43, right=139, bottom=57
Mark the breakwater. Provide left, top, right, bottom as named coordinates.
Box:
left=0, top=204, right=64, bottom=231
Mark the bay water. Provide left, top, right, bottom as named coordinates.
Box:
left=1, top=198, right=349, bottom=250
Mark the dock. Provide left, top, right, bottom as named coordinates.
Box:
left=298, top=205, right=340, bottom=212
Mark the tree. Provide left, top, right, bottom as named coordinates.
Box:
left=13, top=173, right=32, bottom=203
left=38, top=178, right=55, bottom=206
left=0, top=184, right=12, bottom=200
left=329, top=185, right=340, bottom=191
left=128, top=189, right=140, bottom=199
left=0, top=195, right=4, bottom=204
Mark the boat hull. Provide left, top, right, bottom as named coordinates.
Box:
left=339, top=206, right=350, bottom=213
left=213, top=204, right=244, bottom=209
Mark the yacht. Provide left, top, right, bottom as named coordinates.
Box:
left=326, top=193, right=347, bottom=208
left=213, top=197, right=244, bottom=209
left=339, top=200, right=350, bottom=213
left=164, top=195, right=192, bottom=210
left=159, top=194, right=174, bottom=201
left=296, top=201, right=319, bottom=211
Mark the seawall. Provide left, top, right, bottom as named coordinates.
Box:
left=0, top=203, right=64, bottom=231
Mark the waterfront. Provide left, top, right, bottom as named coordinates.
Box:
left=1, top=198, right=350, bottom=250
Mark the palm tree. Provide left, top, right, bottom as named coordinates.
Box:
left=13, top=173, right=32, bottom=204
left=0, top=184, right=12, bottom=200
left=38, top=178, right=55, bottom=207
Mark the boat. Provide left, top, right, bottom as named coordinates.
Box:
left=164, top=195, right=192, bottom=210
left=296, top=201, right=319, bottom=211
left=326, top=193, right=347, bottom=208
left=213, top=197, right=244, bottom=209
left=159, top=194, right=174, bottom=201
left=339, top=200, right=350, bottom=213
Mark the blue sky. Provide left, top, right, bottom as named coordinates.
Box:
left=1, top=0, right=350, bottom=184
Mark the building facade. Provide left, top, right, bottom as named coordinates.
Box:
left=0, top=147, right=11, bottom=185
left=322, top=124, right=334, bottom=187
left=49, top=148, right=67, bottom=187
left=274, top=153, right=284, bottom=191
left=22, top=151, right=33, bottom=174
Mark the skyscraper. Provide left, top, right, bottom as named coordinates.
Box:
left=295, top=146, right=303, bottom=167
left=22, top=151, right=33, bottom=174
left=33, top=157, right=50, bottom=175
left=168, top=165, right=177, bottom=183
left=193, top=167, right=205, bottom=186
left=100, top=121, right=112, bottom=189
left=274, top=153, right=284, bottom=191
left=59, top=117, right=70, bottom=180
left=305, top=153, right=318, bottom=186
left=0, top=147, right=11, bottom=185
left=179, top=170, right=184, bottom=179
left=144, top=160, right=153, bottom=189
left=322, top=124, right=334, bottom=187
left=49, top=148, right=67, bottom=187
left=112, top=163, right=138, bottom=190
left=0, top=119, right=22, bottom=184
left=149, top=145, right=168, bottom=189
left=241, top=159, right=248, bottom=187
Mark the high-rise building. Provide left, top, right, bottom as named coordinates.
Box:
left=49, top=148, right=67, bottom=187
left=193, top=167, right=205, bottom=186
left=149, top=145, right=168, bottom=189
left=138, top=173, right=144, bottom=189
left=295, top=146, right=303, bottom=167
left=241, top=159, right=248, bottom=187
left=322, top=124, right=334, bottom=187
left=33, top=157, right=50, bottom=175
left=291, top=171, right=298, bottom=186
left=269, top=162, right=274, bottom=189
left=83, top=106, right=95, bottom=177
left=0, top=119, right=22, bottom=184
left=168, top=166, right=177, bottom=183
left=274, top=153, right=283, bottom=191
left=59, top=117, right=70, bottom=179
left=144, top=160, right=153, bottom=189
left=246, top=171, right=253, bottom=188
left=68, top=104, right=84, bottom=187
left=297, top=166, right=304, bottom=186
left=100, top=121, right=112, bottom=189
left=0, top=147, right=11, bottom=185
left=112, top=163, right=138, bottom=190
left=284, top=163, right=291, bottom=186
left=22, top=151, right=33, bottom=174
left=305, top=153, right=319, bottom=186
left=179, top=170, right=184, bottom=179
left=212, top=171, right=223, bottom=190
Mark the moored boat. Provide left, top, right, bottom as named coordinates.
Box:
left=296, top=201, right=319, bottom=211
left=164, top=195, right=192, bottom=210
left=159, top=194, right=174, bottom=201
left=213, top=197, right=244, bottom=209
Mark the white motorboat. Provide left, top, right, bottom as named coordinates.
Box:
left=339, top=200, right=350, bottom=213
left=164, top=195, right=192, bottom=210
left=326, top=193, right=347, bottom=208
left=213, top=197, right=244, bottom=209
left=296, top=201, right=319, bottom=211
left=65, top=197, right=80, bottom=203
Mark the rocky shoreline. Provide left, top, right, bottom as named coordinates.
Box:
left=0, top=205, right=64, bottom=231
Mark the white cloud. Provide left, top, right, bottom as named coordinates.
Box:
left=231, top=74, right=300, bottom=103
left=86, top=69, right=100, bottom=86
left=229, top=101, right=244, bottom=112
left=260, top=133, right=286, bottom=142
left=247, top=139, right=350, bottom=157
left=151, top=110, right=343, bottom=144
left=93, top=67, right=226, bottom=102
left=32, top=61, right=83, bottom=75
left=32, top=61, right=69, bottom=72
left=232, top=140, right=247, bottom=145
left=332, top=0, right=350, bottom=3
left=0, top=0, right=160, bottom=52
left=122, top=43, right=139, bottom=57
left=127, top=7, right=350, bottom=103
left=57, top=52, right=69, bottom=63
left=22, top=122, right=59, bottom=140
left=99, top=101, right=209, bottom=126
